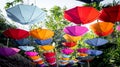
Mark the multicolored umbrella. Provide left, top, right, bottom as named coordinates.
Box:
left=3, top=28, right=29, bottom=40
left=61, top=48, right=74, bottom=55
left=90, top=22, right=114, bottom=36
left=63, top=34, right=81, bottom=42
left=85, top=38, right=108, bottom=46
left=63, top=26, right=88, bottom=36
left=116, top=25, right=120, bottom=31
left=6, top=4, right=46, bottom=24
left=62, top=42, right=76, bottom=47
left=77, top=0, right=104, bottom=3
left=64, top=6, right=100, bottom=24
left=87, top=49, right=103, bottom=56
left=0, top=47, right=17, bottom=56
left=18, top=46, right=35, bottom=51
left=35, top=38, right=52, bottom=45
left=30, top=28, right=54, bottom=40
left=99, top=5, right=120, bottom=22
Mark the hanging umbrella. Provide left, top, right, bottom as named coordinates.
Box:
left=99, top=5, right=120, bottom=22
left=29, top=55, right=41, bottom=60
left=77, top=0, right=103, bottom=3
left=13, top=38, right=30, bottom=46
left=0, top=47, right=17, bottom=56
left=62, top=54, right=71, bottom=58
left=78, top=53, right=88, bottom=57
left=116, top=25, right=120, bottom=31
left=6, top=4, right=46, bottom=24
left=62, top=42, right=76, bottom=47
left=87, top=49, right=103, bottom=56
left=61, top=48, right=74, bottom=55
left=11, top=48, right=20, bottom=52
left=64, top=6, right=100, bottom=24
left=3, top=28, right=29, bottom=40
left=30, top=28, right=54, bottom=40
left=85, top=38, right=108, bottom=46
left=40, top=45, right=55, bottom=51
left=25, top=51, right=38, bottom=56
left=18, top=46, right=35, bottom=51
left=46, top=57, right=56, bottom=63
left=63, top=34, right=81, bottom=42
left=43, top=52, right=55, bottom=57
left=77, top=48, right=89, bottom=53
left=35, top=38, right=52, bottom=45
left=90, top=22, right=114, bottom=36
left=63, top=26, right=88, bottom=36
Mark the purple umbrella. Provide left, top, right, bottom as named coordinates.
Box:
left=0, top=47, right=17, bottom=56
left=63, top=25, right=88, bottom=36
left=87, top=49, right=103, bottom=56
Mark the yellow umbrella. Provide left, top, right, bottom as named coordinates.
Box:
left=63, top=34, right=81, bottom=42
left=30, top=28, right=54, bottom=40
left=40, top=45, right=55, bottom=51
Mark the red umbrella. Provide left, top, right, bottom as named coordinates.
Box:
left=46, top=57, right=56, bottom=63
left=3, top=28, right=29, bottom=40
left=64, top=6, right=100, bottom=24
left=99, top=5, right=120, bottom=22
left=43, top=52, right=55, bottom=57
left=62, top=42, right=76, bottom=47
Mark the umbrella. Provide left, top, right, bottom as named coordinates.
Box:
left=40, top=45, right=55, bottom=51
left=62, top=42, right=76, bottom=47
left=46, top=57, right=56, bottom=63
left=116, top=25, right=120, bottom=31
left=37, top=60, right=44, bottom=65
left=13, top=38, right=30, bottom=46
left=25, top=51, right=38, bottom=56
left=77, top=56, right=95, bottom=61
left=43, top=52, right=55, bottom=57
left=35, top=38, right=52, bottom=45
left=62, top=54, right=71, bottom=58
left=61, top=58, right=70, bottom=61
left=90, top=22, right=114, bottom=36
left=63, top=26, right=88, bottom=36
left=87, top=50, right=103, bottom=56
left=6, top=4, right=46, bottom=24
left=11, top=48, right=20, bottom=52
left=18, top=46, right=35, bottom=51
left=29, top=55, right=41, bottom=60
left=64, top=6, right=100, bottom=24
left=0, top=47, right=17, bottom=56
left=77, top=48, right=89, bottom=53
left=63, top=34, right=81, bottom=42
left=30, top=28, right=54, bottom=40
left=99, top=5, right=120, bottom=22
left=3, top=28, right=29, bottom=40
left=85, top=38, right=108, bottom=46
left=77, top=0, right=103, bottom=3
left=61, top=48, right=74, bottom=55
left=78, top=53, right=88, bottom=57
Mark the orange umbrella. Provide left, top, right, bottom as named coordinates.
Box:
left=40, top=45, right=55, bottom=51
left=90, top=22, right=114, bottom=36
left=63, top=34, right=81, bottom=42
left=30, top=28, right=54, bottom=40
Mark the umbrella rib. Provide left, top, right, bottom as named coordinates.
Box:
left=28, top=6, right=36, bottom=22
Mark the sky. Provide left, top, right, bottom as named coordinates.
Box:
left=0, top=0, right=120, bottom=30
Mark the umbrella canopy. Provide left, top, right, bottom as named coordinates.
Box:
left=18, top=46, right=35, bottom=51
left=11, top=48, right=20, bottom=52
left=35, top=38, right=52, bottom=45
left=61, top=48, right=74, bottom=55
left=13, top=38, right=30, bottom=46
left=62, top=42, right=76, bottom=47
left=77, top=0, right=103, bottom=3
left=87, top=50, right=103, bottom=56
left=63, top=26, right=88, bottom=36
left=25, top=51, right=38, bottom=56
left=77, top=48, right=89, bottom=53
left=63, top=34, right=81, bottom=42
left=78, top=53, right=88, bottom=57
left=46, top=57, right=56, bottom=63
left=90, top=22, right=114, bottom=36
left=43, top=52, right=55, bottom=57
left=29, top=55, right=41, bottom=60
left=62, top=54, right=71, bottom=58
left=116, top=25, right=120, bottom=31
left=6, top=4, right=46, bottom=24
left=40, top=45, right=55, bottom=51
left=99, top=5, right=120, bottom=22
left=0, top=47, right=17, bottom=56
left=3, top=28, right=29, bottom=40
left=64, top=6, right=100, bottom=24
left=30, top=28, right=54, bottom=40
left=85, top=38, right=108, bottom=46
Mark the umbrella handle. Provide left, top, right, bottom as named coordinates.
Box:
left=87, top=61, right=90, bottom=67
left=7, top=38, right=9, bottom=47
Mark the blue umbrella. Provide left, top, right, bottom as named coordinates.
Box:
left=87, top=50, right=103, bottom=56
left=6, top=4, right=46, bottom=24
left=13, top=39, right=30, bottom=46
left=18, top=46, right=35, bottom=51
left=35, top=38, right=52, bottom=45
left=77, top=0, right=103, bottom=3
left=85, top=38, right=108, bottom=46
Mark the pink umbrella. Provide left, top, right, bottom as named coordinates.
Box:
left=61, top=48, right=74, bottom=55
left=11, top=48, right=20, bottom=52
left=25, top=51, right=38, bottom=56
left=63, top=25, right=88, bottom=36
left=116, top=25, right=120, bottom=31
left=77, top=48, right=89, bottom=53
